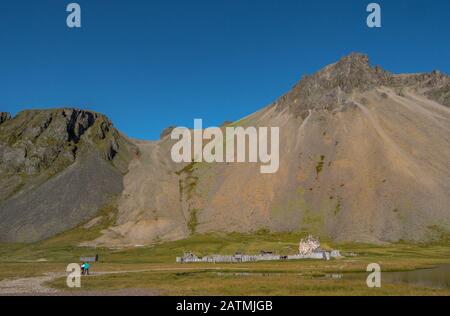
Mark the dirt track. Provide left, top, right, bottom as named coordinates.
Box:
left=0, top=266, right=248, bottom=296
left=0, top=270, right=161, bottom=296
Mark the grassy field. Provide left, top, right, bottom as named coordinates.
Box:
left=1, top=232, right=450, bottom=295
left=49, top=269, right=450, bottom=296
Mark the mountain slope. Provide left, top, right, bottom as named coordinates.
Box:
left=0, top=109, right=137, bottom=242
left=1, top=53, right=449, bottom=245
left=91, top=53, right=450, bottom=246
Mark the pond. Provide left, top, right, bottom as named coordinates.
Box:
left=340, top=264, right=450, bottom=290
left=215, top=264, right=450, bottom=290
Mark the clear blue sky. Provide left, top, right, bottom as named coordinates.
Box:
left=1, top=0, right=449, bottom=140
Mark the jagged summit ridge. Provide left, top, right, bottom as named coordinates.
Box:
left=302, top=53, right=391, bottom=92
left=275, top=53, right=389, bottom=117
left=0, top=108, right=125, bottom=175
left=276, top=53, right=450, bottom=117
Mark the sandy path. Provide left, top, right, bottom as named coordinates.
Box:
left=0, top=272, right=62, bottom=295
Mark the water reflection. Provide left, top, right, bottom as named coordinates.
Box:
left=343, top=264, right=450, bottom=289
left=215, top=264, right=450, bottom=289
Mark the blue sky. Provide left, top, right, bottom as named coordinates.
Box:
left=1, top=0, right=449, bottom=140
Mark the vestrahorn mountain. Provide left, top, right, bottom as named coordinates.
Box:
left=1, top=53, right=449, bottom=245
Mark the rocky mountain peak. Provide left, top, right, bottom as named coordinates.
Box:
left=0, top=112, right=11, bottom=125
left=275, top=53, right=391, bottom=117
left=0, top=108, right=131, bottom=175
left=274, top=53, right=450, bottom=118
left=325, top=53, right=389, bottom=84
left=324, top=53, right=371, bottom=77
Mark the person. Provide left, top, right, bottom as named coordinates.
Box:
left=80, top=262, right=86, bottom=275
left=84, top=262, right=90, bottom=275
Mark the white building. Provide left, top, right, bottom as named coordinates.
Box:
left=176, top=237, right=342, bottom=263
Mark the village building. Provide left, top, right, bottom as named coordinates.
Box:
left=176, top=236, right=342, bottom=263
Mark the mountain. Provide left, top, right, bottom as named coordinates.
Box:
left=1, top=53, right=449, bottom=245
left=0, top=109, right=138, bottom=242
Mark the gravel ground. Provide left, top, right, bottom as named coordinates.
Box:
left=0, top=272, right=62, bottom=295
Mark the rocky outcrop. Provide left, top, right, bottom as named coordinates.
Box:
left=160, top=126, right=176, bottom=140
left=0, top=108, right=137, bottom=242
left=276, top=53, right=450, bottom=117
left=0, top=109, right=133, bottom=175
left=0, top=112, right=11, bottom=125
left=423, top=72, right=450, bottom=107
left=276, top=53, right=391, bottom=117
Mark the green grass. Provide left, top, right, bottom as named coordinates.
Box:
left=2, top=231, right=450, bottom=267
left=175, top=162, right=197, bottom=176
left=334, top=199, right=342, bottom=216
left=49, top=269, right=450, bottom=296
left=38, top=200, right=119, bottom=248
left=187, top=209, right=200, bottom=234
left=1, top=232, right=450, bottom=295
